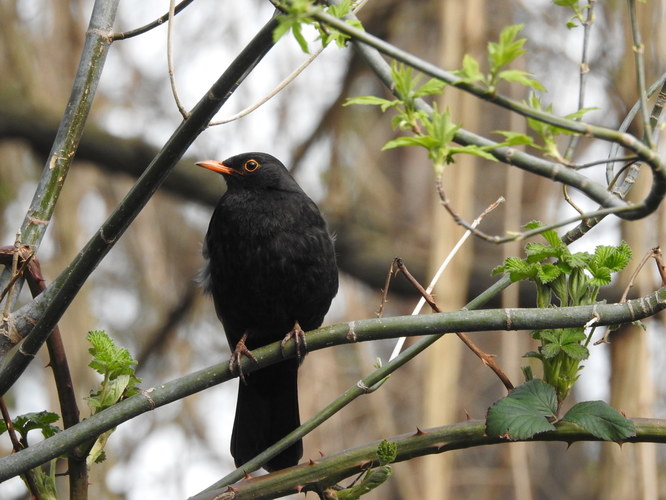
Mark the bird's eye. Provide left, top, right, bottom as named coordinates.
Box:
left=243, top=159, right=260, bottom=172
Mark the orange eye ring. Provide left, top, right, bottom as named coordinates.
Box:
left=243, top=159, right=260, bottom=172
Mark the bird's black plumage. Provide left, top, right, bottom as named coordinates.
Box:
left=198, top=152, right=338, bottom=471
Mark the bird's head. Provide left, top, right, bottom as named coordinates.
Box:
left=196, top=152, right=297, bottom=191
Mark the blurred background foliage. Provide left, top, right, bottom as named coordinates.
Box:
left=0, top=0, right=665, bottom=498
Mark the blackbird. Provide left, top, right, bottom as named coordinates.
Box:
left=197, top=152, right=338, bottom=471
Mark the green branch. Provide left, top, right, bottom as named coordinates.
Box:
left=191, top=418, right=666, bottom=500
left=1, top=289, right=665, bottom=483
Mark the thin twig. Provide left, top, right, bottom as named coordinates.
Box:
left=375, top=259, right=398, bottom=318
left=111, top=0, right=196, bottom=41
left=620, top=247, right=662, bottom=302
left=388, top=198, right=503, bottom=360
left=0, top=245, right=84, bottom=497
left=563, top=0, right=596, bottom=160
left=435, top=175, right=505, bottom=242
left=562, top=185, right=585, bottom=215
left=208, top=0, right=370, bottom=127
left=395, top=259, right=514, bottom=392
left=0, top=398, right=43, bottom=500
left=167, top=0, right=189, bottom=119
left=628, top=0, right=654, bottom=148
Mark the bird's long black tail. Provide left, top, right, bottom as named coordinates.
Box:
left=231, top=359, right=302, bottom=471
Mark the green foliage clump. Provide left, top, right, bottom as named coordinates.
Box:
left=273, top=0, right=363, bottom=53
left=86, top=330, right=141, bottom=465
left=487, top=223, right=635, bottom=443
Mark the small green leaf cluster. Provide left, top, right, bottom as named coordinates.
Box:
left=325, top=441, right=397, bottom=499
left=273, top=0, right=363, bottom=53
left=523, top=95, right=597, bottom=161
left=0, top=410, right=60, bottom=442
left=0, top=411, right=61, bottom=499
left=492, top=222, right=631, bottom=403
left=453, top=24, right=544, bottom=93
left=87, top=330, right=141, bottom=412
left=346, top=62, right=497, bottom=174
left=86, top=330, right=141, bottom=465
left=486, top=380, right=636, bottom=441
left=553, top=0, right=590, bottom=29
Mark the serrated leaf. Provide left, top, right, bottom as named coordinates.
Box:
left=540, top=228, right=563, bottom=249
left=525, top=242, right=559, bottom=261
left=594, top=241, right=632, bottom=272
left=540, top=341, right=562, bottom=359
left=537, top=263, right=562, bottom=284
left=492, top=256, right=532, bottom=280
left=561, top=342, right=589, bottom=361
left=562, top=401, right=636, bottom=440
left=486, top=380, right=558, bottom=440
left=564, top=252, right=591, bottom=269
left=559, top=327, right=587, bottom=344
left=8, top=411, right=61, bottom=440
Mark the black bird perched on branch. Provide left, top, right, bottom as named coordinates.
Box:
left=197, top=152, right=338, bottom=471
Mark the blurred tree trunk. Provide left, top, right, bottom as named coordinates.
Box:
left=421, top=1, right=485, bottom=498
left=595, top=2, right=663, bottom=498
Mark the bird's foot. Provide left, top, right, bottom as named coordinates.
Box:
left=229, top=333, right=258, bottom=384
left=280, top=321, right=307, bottom=364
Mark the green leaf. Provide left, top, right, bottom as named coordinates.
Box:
left=454, top=54, right=485, bottom=84
left=486, top=380, right=558, bottom=440
left=449, top=145, right=499, bottom=162
left=488, top=24, right=527, bottom=72
left=344, top=95, right=398, bottom=112
left=561, top=342, right=589, bottom=360
left=493, top=130, right=535, bottom=146
left=498, top=69, right=546, bottom=91
left=594, top=241, right=632, bottom=272
left=554, top=0, right=580, bottom=6
left=88, top=330, right=138, bottom=379
left=537, top=263, right=562, bottom=284
left=382, top=136, right=438, bottom=151
left=565, top=107, right=599, bottom=120
left=492, top=256, right=533, bottom=281
left=414, top=78, right=446, bottom=97
left=525, top=242, right=559, bottom=261
left=562, top=401, right=636, bottom=441
left=0, top=411, right=61, bottom=441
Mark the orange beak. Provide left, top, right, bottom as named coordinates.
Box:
left=195, top=160, right=236, bottom=175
